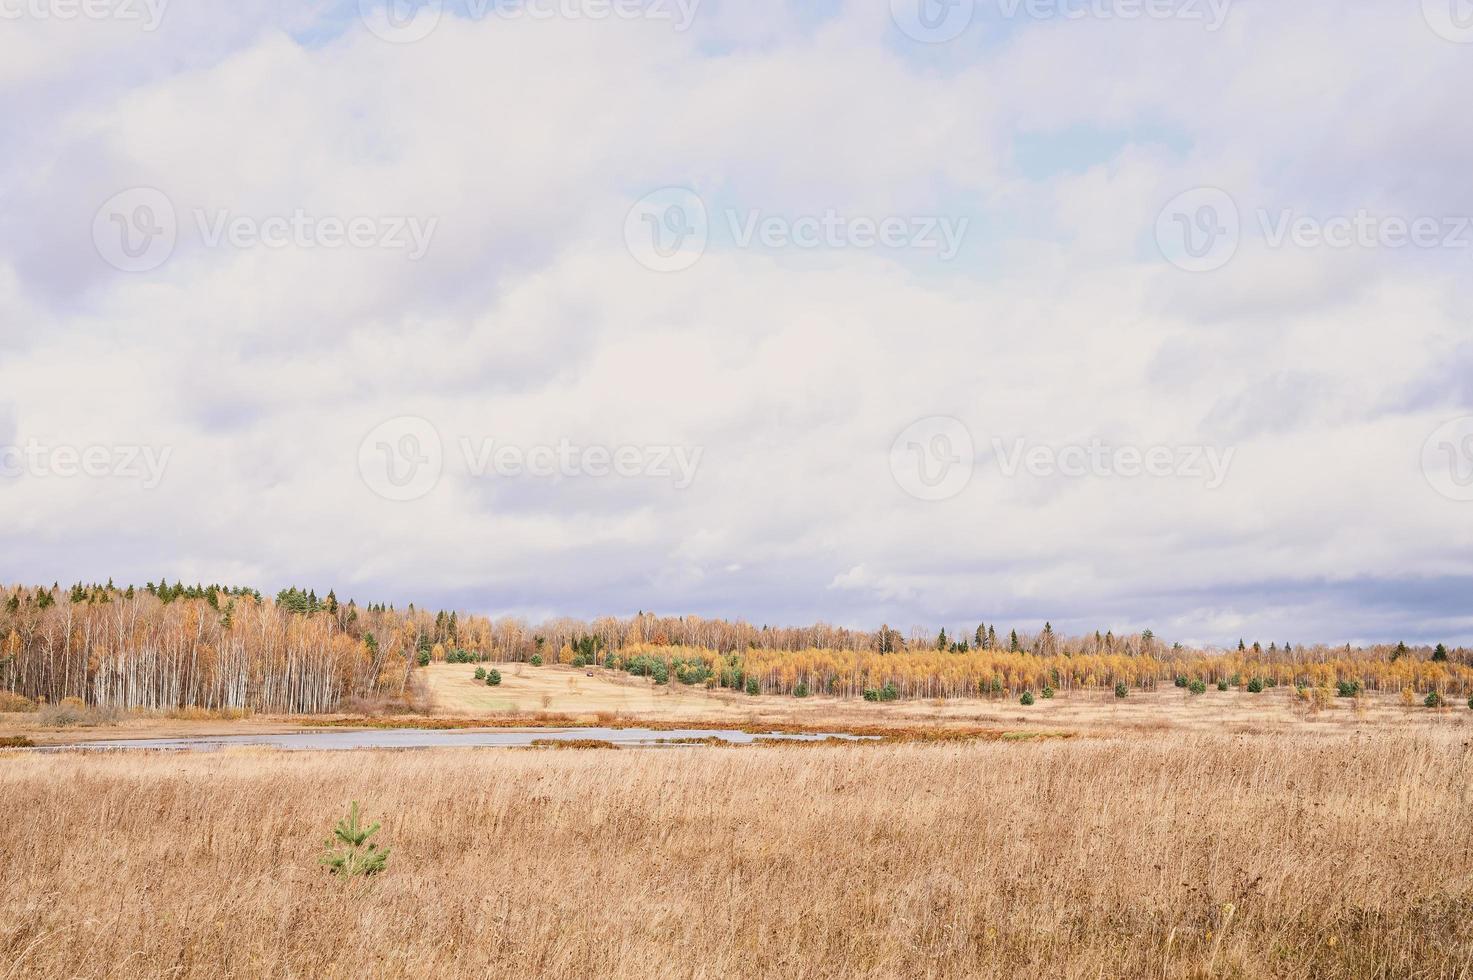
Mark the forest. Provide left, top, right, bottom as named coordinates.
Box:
left=1, top=581, right=1468, bottom=711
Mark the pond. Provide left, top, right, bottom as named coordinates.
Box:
left=43, top=727, right=880, bottom=751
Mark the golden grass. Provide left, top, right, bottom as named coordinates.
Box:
left=421, top=663, right=1472, bottom=736
left=2, top=730, right=1471, bottom=979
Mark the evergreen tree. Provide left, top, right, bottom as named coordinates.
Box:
left=320, top=802, right=390, bottom=877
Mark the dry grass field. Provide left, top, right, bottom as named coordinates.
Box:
left=423, top=662, right=1469, bottom=738
left=3, top=727, right=1472, bottom=979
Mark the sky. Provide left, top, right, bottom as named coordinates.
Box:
left=1, top=0, right=1471, bottom=647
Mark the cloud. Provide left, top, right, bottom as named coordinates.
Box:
left=0, top=0, right=1469, bottom=644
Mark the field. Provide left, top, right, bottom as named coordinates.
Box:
left=420, top=662, right=1468, bottom=735
left=4, top=666, right=1472, bottom=978
left=3, top=727, right=1471, bottom=979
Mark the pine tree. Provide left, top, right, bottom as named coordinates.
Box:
left=1432, top=643, right=1448, bottom=662
left=320, top=802, right=390, bottom=877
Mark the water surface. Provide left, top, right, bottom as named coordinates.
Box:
left=49, top=727, right=877, bottom=751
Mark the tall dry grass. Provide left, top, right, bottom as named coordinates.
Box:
left=2, top=732, right=1470, bottom=979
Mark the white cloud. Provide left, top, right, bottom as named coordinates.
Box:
left=0, top=0, right=1469, bottom=643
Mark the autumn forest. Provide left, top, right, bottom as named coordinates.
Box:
left=1, top=581, right=1467, bottom=713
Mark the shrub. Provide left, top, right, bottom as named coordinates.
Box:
left=1041, top=686, right=1055, bottom=699
left=37, top=699, right=121, bottom=728
left=0, top=691, right=37, bottom=713
left=793, top=683, right=810, bottom=698
left=1246, top=678, right=1264, bottom=693
left=1216, top=680, right=1229, bottom=691
left=320, top=802, right=389, bottom=877
left=1174, top=676, right=1188, bottom=688
left=745, top=677, right=760, bottom=696
left=486, top=670, right=502, bottom=687
left=416, top=650, right=430, bottom=667
left=862, top=688, right=879, bottom=702
left=879, top=683, right=899, bottom=702
left=1425, top=691, right=1443, bottom=708
left=473, top=667, right=486, bottom=680
left=1188, top=679, right=1207, bottom=695
left=529, top=654, right=543, bottom=667
left=1336, top=680, right=1361, bottom=698
left=1114, top=682, right=1128, bottom=699
left=1020, top=690, right=1035, bottom=706
left=571, top=655, right=587, bottom=669
left=650, top=662, right=669, bottom=685
left=1468, top=696, right=1473, bottom=710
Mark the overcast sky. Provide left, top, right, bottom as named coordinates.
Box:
left=2, top=0, right=1471, bottom=646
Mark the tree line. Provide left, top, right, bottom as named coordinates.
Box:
left=0, top=581, right=1466, bottom=710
